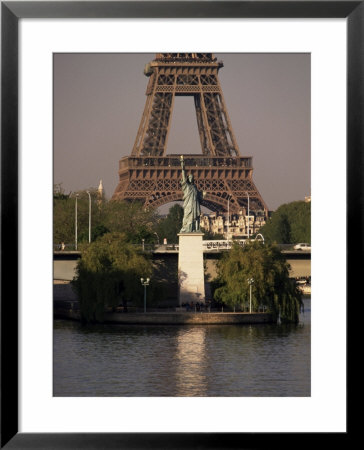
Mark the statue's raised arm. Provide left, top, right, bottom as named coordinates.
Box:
left=180, top=155, right=186, bottom=183
left=179, top=155, right=202, bottom=233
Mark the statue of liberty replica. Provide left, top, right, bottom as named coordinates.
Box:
left=179, top=155, right=205, bottom=233
left=178, top=155, right=206, bottom=304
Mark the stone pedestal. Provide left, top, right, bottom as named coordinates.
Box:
left=178, top=232, right=205, bottom=305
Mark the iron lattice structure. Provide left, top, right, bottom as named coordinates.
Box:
left=112, top=53, right=268, bottom=215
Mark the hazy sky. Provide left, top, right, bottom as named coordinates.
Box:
left=54, top=53, right=310, bottom=211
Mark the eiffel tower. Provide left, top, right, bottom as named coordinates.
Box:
left=112, top=53, right=267, bottom=216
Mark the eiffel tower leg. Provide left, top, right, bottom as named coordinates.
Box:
left=202, top=92, right=239, bottom=157
left=195, top=93, right=216, bottom=155
left=141, top=92, right=175, bottom=156
left=216, top=79, right=240, bottom=155
left=132, top=89, right=155, bottom=156
left=194, top=95, right=210, bottom=155
left=132, top=69, right=176, bottom=157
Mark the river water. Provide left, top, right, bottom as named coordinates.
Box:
left=53, top=298, right=310, bottom=397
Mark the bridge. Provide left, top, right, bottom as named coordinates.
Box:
left=54, top=244, right=311, bottom=281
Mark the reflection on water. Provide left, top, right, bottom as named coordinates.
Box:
left=175, top=327, right=207, bottom=396
left=53, top=299, right=310, bottom=397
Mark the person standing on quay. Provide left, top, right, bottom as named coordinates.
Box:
left=179, top=155, right=205, bottom=233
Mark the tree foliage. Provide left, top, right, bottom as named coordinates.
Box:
left=101, top=200, right=158, bottom=243
left=54, top=186, right=104, bottom=245
left=53, top=194, right=77, bottom=244
left=258, top=201, right=310, bottom=244
left=72, top=232, right=152, bottom=323
left=155, top=204, right=184, bottom=244
left=213, top=241, right=303, bottom=323
left=53, top=183, right=70, bottom=200
left=54, top=183, right=158, bottom=246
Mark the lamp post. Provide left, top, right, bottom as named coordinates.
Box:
left=86, top=191, right=91, bottom=243
left=140, top=278, right=150, bottom=313
left=247, top=277, right=254, bottom=313
left=245, top=191, right=250, bottom=239
left=75, top=194, right=79, bottom=250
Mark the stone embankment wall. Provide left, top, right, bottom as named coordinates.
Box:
left=103, top=312, right=274, bottom=325
left=54, top=301, right=274, bottom=325
left=54, top=280, right=77, bottom=301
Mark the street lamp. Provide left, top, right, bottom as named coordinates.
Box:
left=245, top=191, right=250, bottom=239
left=247, top=277, right=254, bottom=313
left=140, top=278, right=150, bottom=313
left=86, top=191, right=91, bottom=243
left=75, top=194, right=79, bottom=250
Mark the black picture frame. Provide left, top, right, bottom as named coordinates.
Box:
left=1, top=1, right=358, bottom=448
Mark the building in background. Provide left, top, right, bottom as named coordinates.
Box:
left=200, top=209, right=266, bottom=239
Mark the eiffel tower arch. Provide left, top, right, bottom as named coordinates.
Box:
left=112, top=53, right=268, bottom=216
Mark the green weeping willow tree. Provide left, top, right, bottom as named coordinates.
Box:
left=72, top=232, right=152, bottom=323
left=213, top=241, right=303, bottom=323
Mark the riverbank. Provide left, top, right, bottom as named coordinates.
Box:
left=53, top=280, right=286, bottom=324
left=54, top=299, right=274, bottom=325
